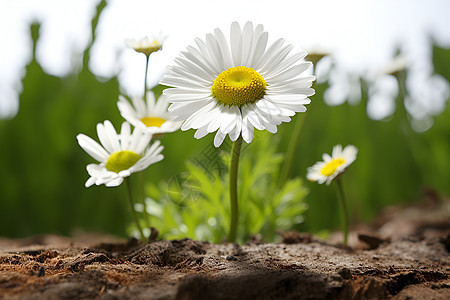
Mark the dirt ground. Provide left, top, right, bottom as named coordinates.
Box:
left=1, top=197, right=449, bottom=300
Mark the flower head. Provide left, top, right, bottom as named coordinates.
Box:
left=307, top=145, right=358, bottom=185
left=305, top=48, right=330, bottom=66
left=125, top=35, right=164, bottom=56
left=77, top=121, right=164, bottom=187
left=118, top=91, right=182, bottom=135
left=160, top=21, right=315, bottom=147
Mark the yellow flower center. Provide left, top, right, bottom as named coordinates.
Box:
left=211, top=66, right=266, bottom=106
left=140, top=116, right=166, bottom=128
left=105, top=150, right=142, bottom=173
left=320, top=158, right=346, bottom=176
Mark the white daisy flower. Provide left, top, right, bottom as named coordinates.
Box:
left=76, top=121, right=164, bottom=187
left=160, top=21, right=315, bottom=147
left=306, top=145, right=358, bottom=185
left=118, top=91, right=182, bottom=135
left=125, top=35, right=165, bottom=56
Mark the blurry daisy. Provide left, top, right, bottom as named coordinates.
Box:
left=307, top=144, right=357, bottom=245
left=125, top=35, right=164, bottom=56
left=378, top=55, right=408, bottom=77
left=307, top=144, right=358, bottom=185
left=118, top=92, right=182, bottom=135
left=77, top=121, right=164, bottom=187
left=305, top=48, right=330, bottom=66
left=160, top=21, right=315, bottom=147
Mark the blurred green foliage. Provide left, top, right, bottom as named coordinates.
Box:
left=0, top=1, right=449, bottom=239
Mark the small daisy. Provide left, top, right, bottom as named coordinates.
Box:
left=307, top=145, right=358, bottom=185
left=77, top=120, right=164, bottom=187
left=125, top=35, right=164, bottom=56
left=378, top=55, right=408, bottom=77
left=305, top=48, right=330, bottom=66
left=118, top=92, right=182, bottom=135
left=160, top=21, right=315, bottom=147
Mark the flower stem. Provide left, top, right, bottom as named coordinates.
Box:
left=335, top=178, right=349, bottom=245
left=143, top=54, right=150, bottom=100
left=125, top=177, right=145, bottom=241
left=139, top=53, right=151, bottom=231
left=228, top=136, right=243, bottom=243
left=279, top=113, right=306, bottom=187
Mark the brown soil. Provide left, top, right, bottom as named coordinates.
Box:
left=1, top=199, right=449, bottom=300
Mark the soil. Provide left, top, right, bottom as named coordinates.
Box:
left=1, top=197, right=449, bottom=300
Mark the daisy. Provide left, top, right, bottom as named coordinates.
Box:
left=125, top=35, right=164, bottom=56
left=160, top=21, right=315, bottom=147
left=118, top=91, right=182, bottom=135
left=306, top=144, right=358, bottom=186
left=76, top=120, right=164, bottom=187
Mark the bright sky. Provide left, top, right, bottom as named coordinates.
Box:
left=1, top=0, right=449, bottom=119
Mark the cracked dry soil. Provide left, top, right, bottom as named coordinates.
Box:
left=0, top=199, right=449, bottom=300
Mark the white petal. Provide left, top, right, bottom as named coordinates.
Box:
left=332, top=144, right=343, bottom=158
left=269, top=51, right=308, bottom=77
left=230, top=21, right=242, bottom=66
left=174, top=56, right=214, bottom=82
left=120, top=122, right=131, bottom=150
left=218, top=106, right=240, bottom=134
left=214, top=130, right=226, bottom=147
left=118, top=170, right=131, bottom=177
left=96, top=122, right=114, bottom=154
left=194, top=125, right=209, bottom=139
left=241, top=21, right=254, bottom=67
left=180, top=101, right=216, bottom=131
left=214, top=28, right=234, bottom=68
left=160, top=74, right=210, bottom=90
left=180, top=46, right=217, bottom=76
left=249, top=31, right=268, bottom=67
left=106, top=177, right=124, bottom=187
left=206, top=33, right=226, bottom=70
left=242, top=104, right=264, bottom=130
left=169, top=63, right=213, bottom=86
left=268, top=63, right=312, bottom=83
left=85, top=177, right=96, bottom=188
left=260, top=44, right=293, bottom=75
left=102, top=121, right=121, bottom=153
left=256, top=38, right=284, bottom=71
left=76, top=134, right=109, bottom=162
left=207, top=105, right=227, bottom=132
left=228, top=110, right=242, bottom=141
left=241, top=115, right=254, bottom=144
left=256, top=99, right=295, bottom=117
left=195, top=37, right=222, bottom=74
left=131, top=95, right=147, bottom=116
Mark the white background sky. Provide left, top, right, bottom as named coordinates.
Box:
left=1, top=0, right=449, bottom=119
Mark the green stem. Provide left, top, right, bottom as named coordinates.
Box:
left=138, top=54, right=151, bottom=231
left=228, top=136, right=243, bottom=243
left=279, top=113, right=306, bottom=187
left=143, top=54, right=150, bottom=100
left=335, top=178, right=349, bottom=245
left=125, top=177, right=145, bottom=241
